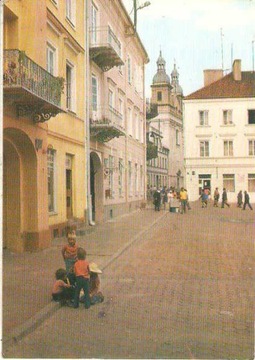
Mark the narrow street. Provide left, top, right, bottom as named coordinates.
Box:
left=3, top=202, right=254, bottom=359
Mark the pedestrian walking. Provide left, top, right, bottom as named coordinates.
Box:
left=62, top=231, right=78, bottom=272
left=221, top=188, right=230, bottom=208
left=185, top=189, right=191, bottom=210
left=72, top=247, right=91, bottom=309
left=213, top=187, right=220, bottom=207
left=237, top=190, right=243, bottom=208
left=153, top=190, right=161, bottom=211
left=201, top=189, right=208, bottom=208
left=243, top=191, right=253, bottom=210
left=179, top=187, right=187, bottom=214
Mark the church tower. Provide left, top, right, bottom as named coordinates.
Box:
left=151, top=51, right=172, bottom=106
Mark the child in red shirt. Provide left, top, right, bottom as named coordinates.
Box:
left=62, top=231, right=78, bottom=273
left=72, top=247, right=90, bottom=309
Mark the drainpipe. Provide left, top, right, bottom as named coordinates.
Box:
left=85, top=0, right=95, bottom=226
left=0, top=2, right=3, bottom=249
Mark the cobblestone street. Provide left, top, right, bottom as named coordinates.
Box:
left=3, top=201, right=254, bottom=359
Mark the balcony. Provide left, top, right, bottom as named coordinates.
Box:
left=89, top=26, right=124, bottom=72
left=90, top=105, right=125, bottom=142
left=3, top=49, right=65, bottom=122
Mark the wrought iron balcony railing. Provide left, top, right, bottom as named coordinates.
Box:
left=90, top=105, right=125, bottom=142
left=89, top=26, right=124, bottom=71
left=3, top=49, right=65, bottom=122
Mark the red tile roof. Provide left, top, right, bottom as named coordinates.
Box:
left=185, top=71, right=255, bottom=100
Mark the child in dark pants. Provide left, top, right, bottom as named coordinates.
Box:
left=72, top=247, right=90, bottom=309
left=52, top=268, right=74, bottom=306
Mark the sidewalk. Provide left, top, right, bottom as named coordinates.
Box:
left=2, top=205, right=166, bottom=345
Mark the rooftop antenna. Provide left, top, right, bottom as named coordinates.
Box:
left=220, top=28, right=224, bottom=71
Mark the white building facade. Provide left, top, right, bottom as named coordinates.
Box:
left=184, top=60, right=255, bottom=202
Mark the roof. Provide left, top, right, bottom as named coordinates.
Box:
left=184, top=71, right=255, bottom=100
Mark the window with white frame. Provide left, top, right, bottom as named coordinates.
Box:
left=127, top=56, right=132, bottom=84
left=109, top=155, right=114, bottom=198
left=140, top=118, right=143, bottom=143
left=66, top=0, right=76, bottom=26
left=223, top=110, right=233, bottom=125
left=118, top=158, right=124, bottom=196
left=118, top=43, right=123, bottom=73
left=248, top=110, right=255, bottom=124
left=200, top=141, right=209, bottom=157
left=47, top=148, right=56, bottom=212
left=249, top=140, right=255, bottom=155
left=92, top=75, right=98, bottom=111
left=223, top=174, right=235, bottom=192
left=135, top=113, right=139, bottom=140
left=128, top=161, right=132, bottom=195
left=224, top=140, right=233, bottom=156
left=66, top=62, right=74, bottom=111
left=91, top=2, right=97, bottom=44
left=248, top=174, right=255, bottom=192
left=47, top=43, right=56, bottom=75
left=199, top=110, right=209, bottom=126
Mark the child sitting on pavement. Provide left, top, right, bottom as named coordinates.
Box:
left=52, top=268, right=75, bottom=306
left=62, top=231, right=78, bottom=273
left=80, top=262, right=104, bottom=305
left=72, top=247, right=91, bottom=309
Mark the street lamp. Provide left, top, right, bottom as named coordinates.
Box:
left=134, top=0, right=151, bottom=31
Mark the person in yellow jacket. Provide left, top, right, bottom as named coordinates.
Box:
left=179, top=187, right=188, bottom=214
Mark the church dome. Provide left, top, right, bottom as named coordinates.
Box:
left=152, top=51, right=170, bottom=85
left=171, top=63, right=183, bottom=96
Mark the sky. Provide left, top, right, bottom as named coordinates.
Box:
left=122, top=0, right=255, bottom=97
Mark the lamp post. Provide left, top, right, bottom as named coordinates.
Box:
left=133, top=1, right=151, bottom=30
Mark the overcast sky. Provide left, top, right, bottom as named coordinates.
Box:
left=122, top=0, right=255, bottom=97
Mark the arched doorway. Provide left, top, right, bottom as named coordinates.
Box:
left=3, top=128, right=38, bottom=252
left=90, top=152, right=103, bottom=223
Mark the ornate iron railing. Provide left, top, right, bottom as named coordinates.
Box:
left=3, top=49, right=64, bottom=107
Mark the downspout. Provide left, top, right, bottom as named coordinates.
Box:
left=85, top=0, right=95, bottom=226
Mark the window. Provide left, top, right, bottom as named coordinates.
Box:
left=127, top=56, right=132, bottom=84
left=223, top=110, right=233, bottom=125
left=248, top=110, right=255, bottom=124
left=200, top=141, right=209, bottom=157
left=92, top=75, right=97, bottom=111
left=199, top=110, right=208, bottom=126
left=108, top=89, right=114, bottom=109
left=157, top=91, right=162, bottom=101
left=128, top=107, right=132, bottom=136
left=223, top=174, right=235, bottom=192
left=91, top=3, right=97, bottom=44
left=134, top=164, right=138, bottom=194
left=118, top=159, right=124, bottom=196
left=119, top=99, right=123, bottom=119
left=249, top=140, right=255, bottom=155
left=248, top=174, right=255, bottom=192
left=66, top=0, right=76, bottom=26
left=47, top=44, right=56, bottom=75
left=224, top=140, right=233, bottom=156
left=176, top=129, right=180, bottom=146
left=118, top=43, right=123, bottom=73
left=140, top=165, right=143, bottom=194
left=109, top=156, right=114, bottom=198
left=128, top=161, right=132, bottom=195
left=47, top=149, right=56, bottom=212
left=66, top=63, right=73, bottom=110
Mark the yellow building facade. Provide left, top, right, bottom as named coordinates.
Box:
left=3, top=0, right=87, bottom=252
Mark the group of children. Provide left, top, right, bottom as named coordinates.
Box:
left=52, top=231, right=104, bottom=308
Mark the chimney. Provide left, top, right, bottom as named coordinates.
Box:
left=203, top=69, right=224, bottom=87
left=233, top=59, right=241, bottom=81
